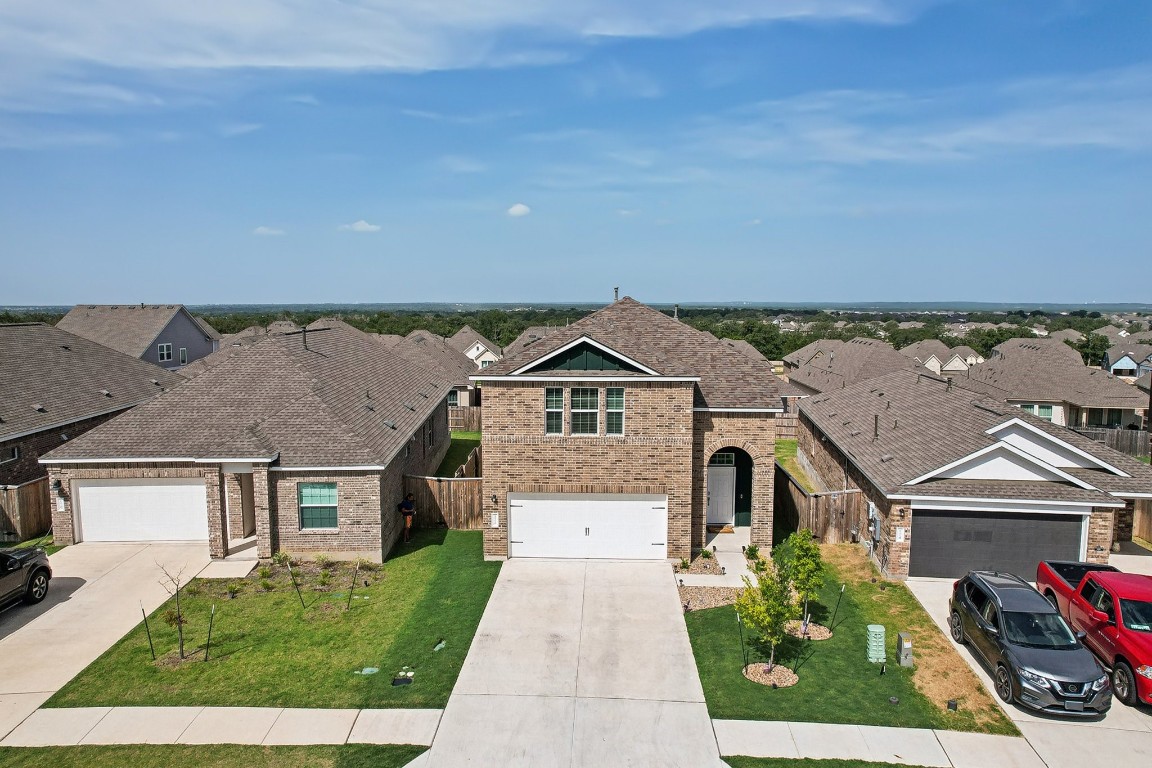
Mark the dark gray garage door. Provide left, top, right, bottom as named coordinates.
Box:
left=908, top=510, right=1084, bottom=579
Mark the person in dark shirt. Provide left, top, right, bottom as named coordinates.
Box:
left=399, top=493, right=416, bottom=543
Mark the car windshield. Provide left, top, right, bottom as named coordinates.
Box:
left=1119, top=599, right=1152, bottom=633
left=1001, top=611, right=1078, bottom=649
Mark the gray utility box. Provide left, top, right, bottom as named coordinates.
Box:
left=896, top=632, right=914, bottom=667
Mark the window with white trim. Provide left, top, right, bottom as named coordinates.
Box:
left=298, top=482, right=338, bottom=529
left=1019, top=403, right=1054, bottom=421
left=179, top=347, right=188, bottom=365
left=545, top=388, right=563, bottom=435
left=709, top=452, right=735, bottom=466
left=571, top=388, right=598, bottom=435
left=447, top=390, right=459, bottom=407
left=0, top=445, right=19, bottom=464
left=426, top=418, right=435, bottom=449
left=606, top=387, right=624, bottom=435
left=157, top=343, right=173, bottom=362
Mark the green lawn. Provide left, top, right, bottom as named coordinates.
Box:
left=726, top=759, right=908, bottom=768
left=686, top=550, right=1016, bottom=734
left=12, top=534, right=65, bottom=556
left=0, top=744, right=425, bottom=768
left=775, top=439, right=818, bottom=494
left=1138, top=455, right=1150, bottom=464
left=48, top=529, right=500, bottom=709
left=435, top=431, right=482, bottom=476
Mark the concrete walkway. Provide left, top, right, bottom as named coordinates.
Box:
left=677, top=527, right=756, bottom=588
left=0, top=543, right=211, bottom=741
left=1, top=706, right=440, bottom=747
left=423, top=559, right=726, bottom=767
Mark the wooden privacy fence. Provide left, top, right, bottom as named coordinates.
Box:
left=1073, top=427, right=1149, bottom=458
left=775, top=414, right=798, bottom=440
left=0, top=477, right=52, bottom=542
left=1135, top=499, right=1152, bottom=544
left=774, top=463, right=867, bottom=545
left=448, top=406, right=482, bottom=432
left=454, top=447, right=482, bottom=478
left=404, top=475, right=485, bottom=530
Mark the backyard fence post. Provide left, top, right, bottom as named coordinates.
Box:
left=829, top=584, right=846, bottom=630
left=141, top=602, right=156, bottom=661
left=204, top=604, right=216, bottom=662
left=346, top=561, right=360, bottom=611
left=287, top=562, right=306, bottom=610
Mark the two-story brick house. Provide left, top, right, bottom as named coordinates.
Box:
left=474, top=297, right=782, bottom=562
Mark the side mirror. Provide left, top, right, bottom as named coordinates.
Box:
left=1075, top=630, right=1088, bottom=641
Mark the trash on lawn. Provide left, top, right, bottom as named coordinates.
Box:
left=433, top=639, right=446, bottom=652
left=392, top=665, right=415, bottom=686
left=353, top=667, right=380, bottom=675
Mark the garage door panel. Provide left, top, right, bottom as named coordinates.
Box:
left=75, top=479, right=209, bottom=542
left=509, top=494, right=667, bottom=560
left=909, top=510, right=1083, bottom=579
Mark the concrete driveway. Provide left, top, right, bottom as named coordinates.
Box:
left=906, top=578, right=1152, bottom=768
left=424, top=559, right=725, bottom=768
left=0, top=543, right=210, bottom=740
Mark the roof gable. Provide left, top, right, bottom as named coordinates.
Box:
left=57, top=304, right=196, bottom=358
left=516, top=337, right=652, bottom=375
left=985, top=418, right=1128, bottom=475
left=912, top=443, right=1094, bottom=487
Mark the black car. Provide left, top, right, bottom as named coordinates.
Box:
left=0, top=547, right=52, bottom=608
left=949, top=571, right=1111, bottom=717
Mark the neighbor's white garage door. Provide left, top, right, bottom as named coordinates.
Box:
left=74, top=478, right=209, bottom=542
left=508, top=493, right=668, bottom=560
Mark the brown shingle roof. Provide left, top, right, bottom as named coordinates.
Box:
left=783, top=339, right=844, bottom=368
left=899, top=339, right=951, bottom=363
left=193, top=316, right=222, bottom=341
left=42, top=321, right=452, bottom=468
left=965, top=338, right=1141, bottom=409
left=788, top=338, right=913, bottom=394
left=799, top=369, right=1152, bottom=501
left=56, top=304, right=206, bottom=358
left=507, top=325, right=561, bottom=355
left=1106, top=344, right=1152, bottom=367
left=722, top=338, right=769, bottom=363
left=392, top=330, right=476, bottom=388
left=481, top=298, right=781, bottom=410
left=448, top=325, right=502, bottom=357
left=0, top=324, right=185, bottom=442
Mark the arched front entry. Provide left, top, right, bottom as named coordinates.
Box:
left=707, top=447, right=754, bottom=528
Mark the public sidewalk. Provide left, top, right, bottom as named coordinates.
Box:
left=713, top=719, right=1047, bottom=768
left=0, top=706, right=441, bottom=748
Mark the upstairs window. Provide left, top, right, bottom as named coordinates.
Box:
left=571, top=388, right=598, bottom=435
left=606, top=387, right=624, bottom=435
left=0, top=446, right=19, bottom=464
left=157, top=343, right=173, bottom=362
left=179, top=347, right=188, bottom=365
left=545, top=388, right=563, bottom=435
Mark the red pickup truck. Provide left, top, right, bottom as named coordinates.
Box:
left=1036, top=561, right=1152, bottom=707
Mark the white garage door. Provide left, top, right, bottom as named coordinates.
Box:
left=74, top=479, right=209, bottom=542
left=508, top=493, right=668, bottom=560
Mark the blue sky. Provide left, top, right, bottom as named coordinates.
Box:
left=1, top=1, right=1149, bottom=305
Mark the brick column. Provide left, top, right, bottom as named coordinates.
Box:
left=204, top=467, right=228, bottom=559
left=223, top=474, right=246, bottom=541
left=253, top=465, right=273, bottom=558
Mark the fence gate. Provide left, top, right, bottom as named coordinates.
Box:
left=404, top=475, right=484, bottom=530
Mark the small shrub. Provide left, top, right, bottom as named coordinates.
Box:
left=679, top=557, right=691, bottom=571
left=271, top=551, right=292, bottom=567
left=314, top=554, right=333, bottom=570
left=354, top=557, right=379, bottom=572
left=317, top=571, right=331, bottom=588
left=162, top=608, right=186, bottom=629
left=753, top=557, right=768, bottom=574
left=226, top=582, right=244, bottom=598
left=699, top=549, right=713, bottom=560
left=744, top=544, right=760, bottom=560
left=257, top=565, right=272, bottom=579
left=259, top=579, right=274, bottom=592
left=183, top=582, right=202, bottom=597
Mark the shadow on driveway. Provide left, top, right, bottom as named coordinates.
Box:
left=0, top=577, right=87, bottom=641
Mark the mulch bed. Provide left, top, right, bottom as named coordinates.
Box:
left=786, top=620, right=833, bottom=641
left=674, top=554, right=724, bottom=575
left=742, top=663, right=799, bottom=688
left=678, top=586, right=740, bottom=611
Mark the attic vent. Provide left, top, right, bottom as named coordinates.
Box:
left=403, top=403, right=416, bottom=411
left=61, top=345, right=71, bottom=351
left=849, top=430, right=861, bottom=437
left=32, top=404, right=46, bottom=412
left=418, top=391, right=430, bottom=399
left=827, top=411, right=837, bottom=417
left=880, top=454, right=895, bottom=463
left=151, top=379, right=161, bottom=386
left=383, top=420, right=397, bottom=430
left=99, top=389, right=112, bottom=397
left=842, top=420, right=851, bottom=426
left=364, top=403, right=375, bottom=412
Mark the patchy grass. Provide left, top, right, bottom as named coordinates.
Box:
left=775, top=439, right=818, bottom=494
left=11, top=534, right=64, bottom=556
left=47, top=529, right=499, bottom=709
left=725, top=760, right=908, bottom=768
left=0, top=744, right=425, bottom=768
left=435, top=431, right=482, bottom=476
left=1137, top=456, right=1150, bottom=464
left=686, top=544, right=1015, bottom=734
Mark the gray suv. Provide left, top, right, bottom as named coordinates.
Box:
left=950, top=571, right=1111, bottom=717
left=0, top=547, right=52, bottom=608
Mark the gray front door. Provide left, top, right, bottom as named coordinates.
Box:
left=908, top=510, right=1085, bottom=578
left=707, top=466, right=736, bottom=525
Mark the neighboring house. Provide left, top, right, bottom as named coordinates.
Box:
left=448, top=325, right=503, bottom=369
left=899, top=339, right=952, bottom=374
left=787, top=338, right=912, bottom=395
left=1, top=324, right=184, bottom=541
left=774, top=375, right=811, bottom=415
left=1049, top=328, right=1084, bottom=344
left=798, top=370, right=1152, bottom=579
left=393, top=329, right=480, bottom=407
left=1094, top=325, right=1129, bottom=343
left=721, top=338, right=769, bottom=364
left=472, top=297, right=782, bottom=561
left=941, top=345, right=984, bottom=373
left=41, top=321, right=452, bottom=561
left=782, top=339, right=845, bottom=373
left=506, top=325, right=562, bottom=356
left=964, top=338, right=1144, bottom=428
left=57, top=304, right=221, bottom=370
left=1102, top=344, right=1152, bottom=380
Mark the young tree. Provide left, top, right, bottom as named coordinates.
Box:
left=734, top=566, right=797, bottom=671
left=157, top=564, right=188, bottom=659
left=776, top=529, right=826, bottom=631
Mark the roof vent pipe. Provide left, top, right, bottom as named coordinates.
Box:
left=674, top=304, right=680, bottom=320
left=874, top=414, right=879, bottom=440
left=614, top=286, right=619, bottom=301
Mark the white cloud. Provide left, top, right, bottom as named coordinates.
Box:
left=439, top=155, right=487, bottom=173
left=218, top=122, right=262, bottom=137
left=287, top=93, right=319, bottom=106
left=506, top=203, right=531, bottom=217
left=617, top=209, right=640, bottom=217
left=253, top=226, right=285, bottom=236
left=338, top=219, right=382, bottom=232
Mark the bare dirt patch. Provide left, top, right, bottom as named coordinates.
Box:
left=742, top=663, right=799, bottom=688
left=679, top=585, right=740, bottom=611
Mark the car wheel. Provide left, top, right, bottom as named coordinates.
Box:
left=949, top=610, right=966, bottom=644
left=23, top=570, right=49, bottom=605
left=1044, top=591, right=1059, bottom=610
left=995, top=665, right=1015, bottom=704
left=1113, top=662, right=1138, bottom=707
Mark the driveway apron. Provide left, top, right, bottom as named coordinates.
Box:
left=425, top=559, right=725, bottom=767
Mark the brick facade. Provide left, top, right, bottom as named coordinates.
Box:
left=481, top=379, right=776, bottom=559
left=1, top=410, right=130, bottom=487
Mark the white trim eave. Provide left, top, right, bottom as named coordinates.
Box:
left=508, top=335, right=661, bottom=376
left=896, top=494, right=1123, bottom=508
left=1111, top=492, right=1152, bottom=499
left=41, top=454, right=278, bottom=465
left=693, top=407, right=785, bottom=413
left=904, top=441, right=1098, bottom=490
left=984, top=417, right=1130, bottom=477
left=194, top=455, right=278, bottom=464
left=2, top=401, right=147, bottom=444
left=471, top=375, right=700, bottom=383
left=269, top=465, right=389, bottom=472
